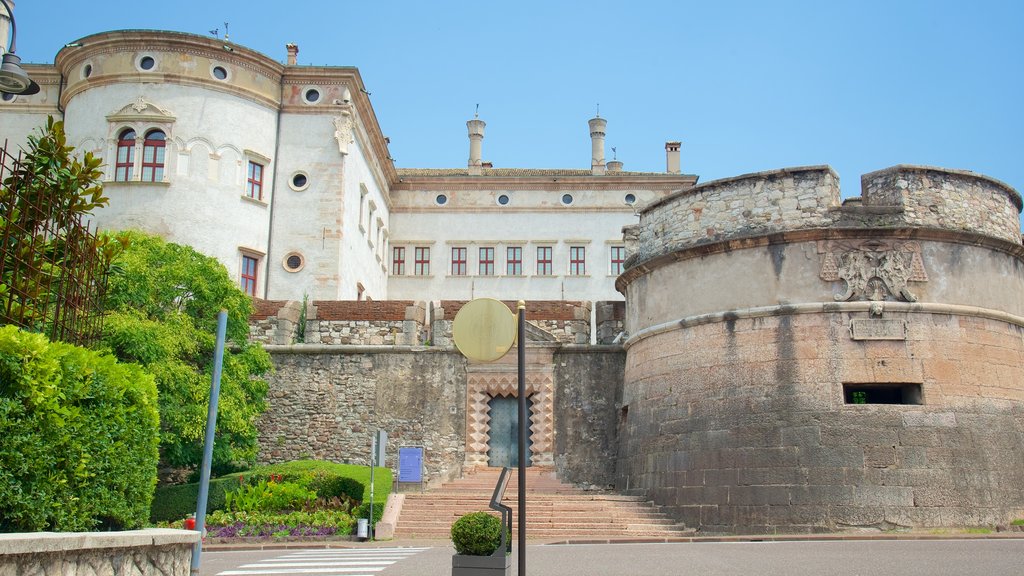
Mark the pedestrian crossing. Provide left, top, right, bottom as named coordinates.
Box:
left=217, top=547, right=428, bottom=576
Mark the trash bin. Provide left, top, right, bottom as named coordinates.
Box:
left=357, top=518, right=369, bottom=540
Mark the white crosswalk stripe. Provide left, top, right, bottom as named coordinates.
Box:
left=217, top=547, right=428, bottom=576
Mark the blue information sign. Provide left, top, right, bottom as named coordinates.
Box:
left=398, top=446, right=423, bottom=483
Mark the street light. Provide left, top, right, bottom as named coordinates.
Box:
left=0, top=0, right=39, bottom=95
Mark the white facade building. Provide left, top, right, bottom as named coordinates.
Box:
left=1, top=30, right=697, bottom=304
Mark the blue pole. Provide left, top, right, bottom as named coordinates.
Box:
left=191, top=310, right=228, bottom=574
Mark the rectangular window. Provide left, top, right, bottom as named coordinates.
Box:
left=392, top=247, right=406, bottom=275
left=610, top=245, right=626, bottom=275
left=246, top=161, right=264, bottom=200
left=240, top=255, right=258, bottom=297
left=507, top=246, right=522, bottom=276
left=115, top=136, right=134, bottom=182
left=414, top=247, right=430, bottom=276
left=140, top=131, right=166, bottom=182
left=479, top=247, right=495, bottom=276
left=537, top=246, right=553, bottom=276
left=451, top=247, right=467, bottom=276
left=843, top=383, right=923, bottom=405
left=570, top=246, right=586, bottom=276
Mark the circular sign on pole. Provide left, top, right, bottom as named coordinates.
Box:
left=452, top=298, right=517, bottom=362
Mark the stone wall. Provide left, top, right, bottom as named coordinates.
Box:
left=595, top=301, right=627, bottom=344
left=0, top=529, right=198, bottom=576
left=432, top=300, right=591, bottom=345
left=553, top=347, right=625, bottom=488
left=258, top=346, right=468, bottom=485
left=249, top=299, right=301, bottom=344
left=617, top=309, right=1024, bottom=533
left=306, top=301, right=425, bottom=346
left=257, top=345, right=623, bottom=488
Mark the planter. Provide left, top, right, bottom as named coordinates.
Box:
left=452, top=553, right=512, bottom=576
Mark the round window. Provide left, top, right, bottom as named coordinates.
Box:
left=436, top=194, right=448, bottom=205
left=212, top=66, right=228, bottom=80
left=139, top=56, right=156, bottom=71
left=304, top=88, right=320, bottom=103
left=289, top=172, right=309, bottom=191
left=1, top=92, right=15, bottom=103
left=83, top=63, right=93, bottom=78
left=283, top=252, right=305, bottom=272
left=625, top=193, right=636, bottom=205
left=561, top=194, right=574, bottom=205
left=497, top=194, right=510, bottom=206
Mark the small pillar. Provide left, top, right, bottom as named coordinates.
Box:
left=589, top=116, right=607, bottom=175
left=666, top=141, right=681, bottom=174
left=467, top=117, right=486, bottom=175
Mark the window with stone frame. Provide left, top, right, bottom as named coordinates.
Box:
left=392, top=246, right=406, bottom=275
left=240, top=254, right=259, bottom=297
left=610, top=245, right=626, bottom=275
left=246, top=160, right=264, bottom=200
left=114, top=129, right=136, bottom=181
left=537, top=246, right=553, bottom=276
left=569, top=246, right=586, bottom=276
left=105, top=97, right=175, bottom=184
left=140, top=129, right=166, bottom=182
left=479, top=247, right=495, bottom=276
left=451, top=247, right=467, bottom=276
left=414, top=247, right=430, bottom=276
left=507, top=246, right=523, bottom=275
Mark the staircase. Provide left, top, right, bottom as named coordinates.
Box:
left=395, top=467, right=692, bottom=540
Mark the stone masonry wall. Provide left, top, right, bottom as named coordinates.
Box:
left=432, top=300, right=591, bottom=346
left=306, top=301, right=425, bottom=346
left=618, top=310, right=1024, bottom=533
left=595, top=301, right=627, bottom=344
left=634, top=166, right=841, bottom=264
left=0, top=530, right=198, bottom=576
left=859, top=165, right=1023, bottom=245
left=257, top=346, right=622, bottom=488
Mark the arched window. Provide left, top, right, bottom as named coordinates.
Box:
left=114, top=129, right=136, bottom=182
left=141, top=129, right=166, bottom=182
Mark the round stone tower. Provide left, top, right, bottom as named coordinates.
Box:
left=615, top=164, right=1024, bottom=533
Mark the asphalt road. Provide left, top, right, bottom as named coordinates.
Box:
left=197, top=538, right=1024, bottom=576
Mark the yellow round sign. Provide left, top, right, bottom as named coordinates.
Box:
left=452, top=298, right=517, bottom=362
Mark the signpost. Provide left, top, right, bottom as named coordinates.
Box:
left=368, top=429, right=387, bottom=539
left=452, top=298, right=526, bottom=576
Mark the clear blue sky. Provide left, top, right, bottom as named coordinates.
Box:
left=10, top=0, right=1024, bottom=222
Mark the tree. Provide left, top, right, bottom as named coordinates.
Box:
left=100, top=231, right=271, bottom=476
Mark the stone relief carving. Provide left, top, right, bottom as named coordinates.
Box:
left=819, top=240, right=928, bottom=302
left=333, top=109, right=354, bottom=155
left=107, top=96, right=175, bottom=121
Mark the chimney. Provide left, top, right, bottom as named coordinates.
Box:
left=665, top=141, right=681, bottom=174
left=589, top=116, right=607, bottom=175
left=467, top=117, right=486, bottom=175
left=607, top=160, right=623, bottom=172
left=286, top=43, right=299, bottom=66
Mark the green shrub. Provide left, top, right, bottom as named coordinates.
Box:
left=149, top=476, right=237, bottom=523
left=224, top=479, right=316, bottom=513
left=0, top=326, right=160, bottom=531
left=245, top=460, right=391, bottom=508
left=451, top=511, right=504, bottom=556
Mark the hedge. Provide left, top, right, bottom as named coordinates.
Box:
left=0, top=326, right=160, bottom=531
left=151, top=459, right=392, bottom=523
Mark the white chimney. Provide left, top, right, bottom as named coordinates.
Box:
left=589, top=116, right=607, bottom=175
left=467, top=117, right=486, bottom=175
left=666, top=141, right=681, bottom=174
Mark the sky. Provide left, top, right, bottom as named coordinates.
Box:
left=8, top=1, right=1024, bottom=217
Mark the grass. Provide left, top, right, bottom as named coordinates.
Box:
left=1011, top=519, right=1024, bottom=526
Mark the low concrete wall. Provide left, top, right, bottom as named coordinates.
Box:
left=0, top=529, right=199, bottom=575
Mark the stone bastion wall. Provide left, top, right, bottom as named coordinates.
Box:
left=616, top=164, right=1024, bottom=533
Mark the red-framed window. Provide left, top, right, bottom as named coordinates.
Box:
left=610, top=246, right=626, bottom=275
left=141, top=129, right=166, bottom=182
left=392, top=247, right=406, bottom=275
left=115, top=129, right=136, bottom=182
left=414, top=247, right=430, bottom=276
left=246, top=161, right=264, bottom=200
left=240, top=255, right=259, bottom=296
left=506, top=246, right=522, bottom=276
left=479, top=247, right=494, bottom=276
left=537, top=246, right=553, bottom=276
left=451, top=247, right=467, bottom=276
left=569, top=246, right=586, bottom=276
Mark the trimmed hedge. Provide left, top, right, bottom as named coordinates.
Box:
left=0, top=326, right=160, bottom=531
left=151, top=459, right=392, bottom=523
left=451, top=511, right=503, bottom=556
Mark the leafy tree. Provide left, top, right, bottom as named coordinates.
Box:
left=100, top=231, right=271, bottom=476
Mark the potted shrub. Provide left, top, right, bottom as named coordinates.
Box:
left=450, top=511, right=510, bottom=576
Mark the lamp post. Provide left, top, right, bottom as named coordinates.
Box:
left=0, top=0, right=40, bottom=95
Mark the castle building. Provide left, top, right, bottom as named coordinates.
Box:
left=1, top=30, right=694, bottom=311
left=4, top=27, right=1024, bottom=533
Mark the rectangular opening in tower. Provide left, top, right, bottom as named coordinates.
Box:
left=843, top=383, right=923, bottom=405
